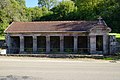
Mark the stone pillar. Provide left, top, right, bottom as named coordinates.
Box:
left=46, top=36, right=50, bottom=53
left=87, top=36, right=90, bottom=52
left=6, top=34, right=11, bottom=54
left=74, top=36, right=78, bottom=52
left=90, top=35, right=96, bottom=54
left=60, top=36, right=64, bottom=52
left=20, top=35, right=24, bottom=53
left=103, top=35, right=108, bottom=54
left=33, top=36, right=37, bottom=53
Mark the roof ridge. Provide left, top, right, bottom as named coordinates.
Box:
left=13, top=20, right=95, bottom=23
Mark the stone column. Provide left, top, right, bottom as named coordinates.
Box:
left=60, top=36, right=64, bottom=52
left=6, top=34, right=11, bottom=54
left=33, top=36, right=37, bottom=53
left=90, top=35, right=96, bottom=54
left=87, top=36, right=90, bottom=52
left=74, top=36, right=78, bottom=52
left=20, top=35, right=24, bottom=53
left=46, top=36, right=50, bottom=53
left=103, top=35, right=108, bottom=54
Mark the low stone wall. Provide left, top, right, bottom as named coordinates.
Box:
left=0, top=40, right=5, bottom=48
left=116, top=42, right=120, bottom=53
left=0, top=49, right=6, bottom=54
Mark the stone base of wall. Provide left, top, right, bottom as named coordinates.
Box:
left=0, top=54, right=104, bottom=58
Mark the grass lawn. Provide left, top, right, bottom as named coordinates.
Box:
left=109, top=33, right=120, bottom=42
left=109, top=33, right=120, bottom=38
left=103, top=54, right=120, bottom=60
left=0, top=35, right=5, bottom=40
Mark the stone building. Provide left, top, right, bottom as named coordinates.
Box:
left=4, top=17, right=111, bottom=54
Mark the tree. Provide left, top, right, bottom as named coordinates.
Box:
left=73, top=0, right=120, bottom=32
left=0, top=0, right=28, bottom=34
left=51, top=0, right=77, bottom=20
left=38, top=0, right=57, bottom=10
left=26, top=7, right=43, bottom=21
left=0, top=0, right=120, bottom=35
left=15, top=0, right=26, bottom=7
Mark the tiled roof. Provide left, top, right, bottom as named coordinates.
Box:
left=4, top=21, right=106, bottom=33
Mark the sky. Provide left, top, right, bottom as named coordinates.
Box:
left=25, top=0, right=62, bottom=8
left=26, top=0, right=38, bottom=7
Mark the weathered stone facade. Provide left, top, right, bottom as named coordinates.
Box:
left=4, top=18, right=112, bottom=54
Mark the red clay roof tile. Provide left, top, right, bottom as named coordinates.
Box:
left=4, top=21, right=105, bottom=33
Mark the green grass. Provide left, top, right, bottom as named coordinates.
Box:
left=103, top=55, right=120, bottom=60
left=109, top=33, right=120, bottom=38
left=103, top=57, right=114, bottom=60
left=109, top=33, right=120, bottom=42
left=0, top=35, right=5, bottom=40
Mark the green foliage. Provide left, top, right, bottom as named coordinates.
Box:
left=73, top=0, right=120, bottom=32
left=109, top=33, right=120, bottom=38
left=38, top=0, right=58, bottom=10
left=0, top=0, right=120, bottom=36
left=38, top=48, right=45, bottom=52
left=40, top=0, right=77, bottom=21
left=103, top=57, right=114, bottom=60
left=51, top=0, right=77, bottom=20
left=25, top=48, right=33, bottom=52
left=15, top=0, right=26, bottom=7
left=65, top=48, right=73, bottom=53
left=0, top=35, right=5, bottom=40
left=51, top=48, right=59, bottom=52
left=109, top=33, right=120, bottom=42
left=0, top=0, right=28, bottom=34
left=103, top=55, right=120, bottom=60
left=26, top=7, right=43, bottom=21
